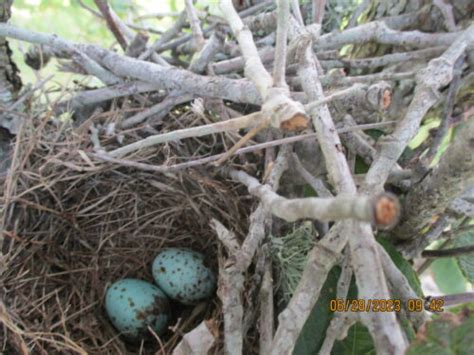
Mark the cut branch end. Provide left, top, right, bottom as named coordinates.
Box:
left=373, top=193, right=401, bottom=229
left=280, top=113, right=309, bottom=131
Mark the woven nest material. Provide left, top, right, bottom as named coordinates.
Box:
left=0, top=104, right=255, bottom=354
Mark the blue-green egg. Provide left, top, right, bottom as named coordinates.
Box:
left=105, top=278, right=170, bottom=339
left=152, top=248, right=216, bottom=305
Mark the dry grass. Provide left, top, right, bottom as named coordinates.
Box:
left=0, top=99, right=255, bottom=354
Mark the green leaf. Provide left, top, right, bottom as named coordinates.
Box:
left=377, top=237, right=424, bottom=297
left=407, top=312, right=474, bottom=355
left=332, top=323, right=375, bottom=355
left=354, top=156, right=369, bottom=174
left=453, top=230, right=474, bottom=283
left=364, top=129, right=384, bottom=140
left=431, top=258, right=467, bottom=294
left=303, top=184, right=317, bottom=197
left=293, top=267, right=341, bottom=355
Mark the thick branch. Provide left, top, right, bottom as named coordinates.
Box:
left=230, top=168, right=400, bottom=227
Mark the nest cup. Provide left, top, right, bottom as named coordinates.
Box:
left=0, top=107, right=252, bottom=354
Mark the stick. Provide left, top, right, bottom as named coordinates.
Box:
left=108, top=112, right=261, bottom=158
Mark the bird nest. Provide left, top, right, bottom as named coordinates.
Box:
left=0, top=103, right=255, bottom=354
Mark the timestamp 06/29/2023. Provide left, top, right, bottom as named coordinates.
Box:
left=329, top=298, right=445, bottom=313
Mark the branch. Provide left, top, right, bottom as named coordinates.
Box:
left=424, top=54, right=464, bottom=162
left=295, top=31, right=407, bottom=354
left=213, top=220, right=245, bottom=355
left=220, top=0, right=273, bottom=97
left=259, top=256, right=274, bottom=355
left=91, top=122, right=396, bottom=173
left=312, top=0, right=326, bottom=24
left=378, top=245, right=429, bottom=329
left=93, top=0, right=128, bottom=50
left=316, top=21, right=463, bottom=51
left=290, top=0, right=304, bottom=26
left=432, top=292, right=474, bottom=308
left=0, top=24, right=262, bottom=106
left=271, top=223, right=346, bottom=354
left=273, top=0, right=290, bottom=87
left=220, top=0, right=308, bottom=130
left=320, top=253, right=358, bottom=355
left=422, top=245, right=474, bottom=258
left=364, top=24, right=474, bottom=193
left=119, top=93, right=194, bottom=129
left=184, top=0, right=205, bottom=51
left=108, top=112, right=261, bottom=158
left=172, top=320, right=216, bottom=355
left=230, top=168, right=400, bottom=227
left=291, top=152, right=333, bottom=198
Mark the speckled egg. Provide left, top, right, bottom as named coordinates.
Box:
left=152, top=248, right=216, bottom=305
left=105, top=278, right=170, bottom=339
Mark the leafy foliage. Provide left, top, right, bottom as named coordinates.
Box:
left=293, top=266, right=341, bottom=355
left=407, top=311, right=474, bottom=355
left=332, top=323, right=375, bottom=355
left=431, top=258, right=467, bottom=294
left=453, top=230, right=474, bottom=283
left=293, top=236, right=423, bottom=354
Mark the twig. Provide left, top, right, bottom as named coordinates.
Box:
left=304, top=83, right=366, bottom=112
left=291, top=152, right=333, bottom=198
left=213, top=120, right=268, bottom=166
left=431, top=292, right=474, bottom=308
left=290, top=0, right=304, bottom=26
left=322, top=46, right=446, bottom=70
left=424, top=54, right=464, bottom=162
left=433, top=0, right=458, bottom=32
left=138, top=11, right=187, bottom=60
left=234, top=146, right=291, bottom=272
left=172, top=321, right=216, bottom=355
left=93, top=0, right=128, bottom=50
left=120, top=93, right=194, bottom=129
left=312, top=0, right=326, bottom=24
left=220, top=0, right=273, bottom=97
left=55, top=81, right=157, bottom=114
left=259, top=256, right=274, bottom=355
left=230, top=168, right=400, bottom=226
left=108, top=112, right=262, bottom=158
left=273, top=0, right=290, bottom=88
left=184, top=0, right=205, bottom=51
left=320, top=253, right=358, bottom=355
left=346, top=0, right=369, bottom=28
left=378, top=245, right=429, bottom=329
left=189, top=27, right=225, bottom=73
left=212, top=146, right=290, bottom=355
left=421, top=245, right=474, bottom=258
left=417, top=239, right=451, bottom=275
left=271, top=223, right=346, bottom=354
left=316, top=21, right=463, bottom=51
left=8, top=75, right=54, bottom=111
